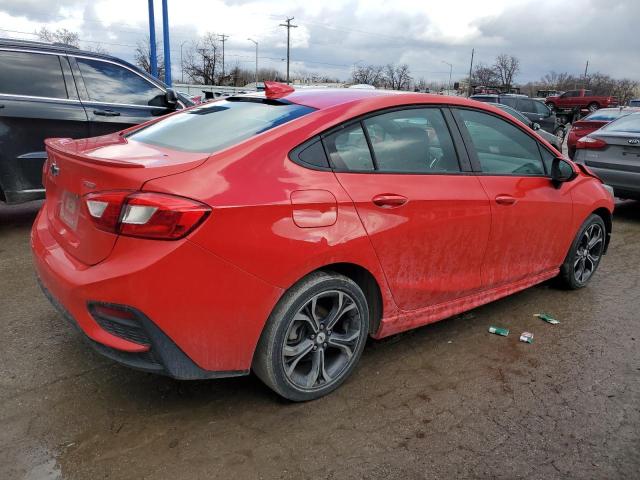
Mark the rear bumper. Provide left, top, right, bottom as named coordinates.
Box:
left=31, top=204, right=283, bottom=376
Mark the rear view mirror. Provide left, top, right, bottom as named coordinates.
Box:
left=165, top=88, right=178, bottom=109
left=551, top=157, right=577, bottom=188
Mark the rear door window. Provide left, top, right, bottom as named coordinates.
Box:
left=458, top=109, right=545, bottom=175
left=128, top=99, right=315, bottom=153
left=362, top=108, right=460, bottom=173
left=0, top=51, right=68, bottom=99
left=76, top=57, right=166, bottom=106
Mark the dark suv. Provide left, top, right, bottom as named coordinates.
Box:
left=470, top=94, right=560, bottom=135
left=0, top=38, right=193, bottom=204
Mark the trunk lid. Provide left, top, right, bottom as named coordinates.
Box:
left=584, top=131, right=640, bottom=175
left=44, top=133, right=208, bottom=265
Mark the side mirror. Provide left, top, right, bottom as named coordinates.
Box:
left=165, top=88, right=178, bottom=109
left=551, top=157, right=577, bottom=188
left=532, top=122, right=541, bottom=131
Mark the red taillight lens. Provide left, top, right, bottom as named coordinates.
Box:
left=85, top=191, right=131, bottom=233
left=84, top=191, right=211, bottom=240
left=576, top=137, right=607, bottom=150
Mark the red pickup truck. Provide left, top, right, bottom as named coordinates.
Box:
left=545, top=89, right=618, bottom=113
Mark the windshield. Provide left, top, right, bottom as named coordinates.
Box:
left=602, top=113, right=640, bottom=133
left=127, top=99, right=315, bottom=153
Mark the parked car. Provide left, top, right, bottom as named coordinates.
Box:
left=628, top=99, right=640, bottom=107
left=573, top=111, right=640, bottom=199
left=545, top=89, right=618, bottom=114
left=492, top=103, right=563, bottom=151
left=566, top=107, right=640, bottom=159
left=471, top=94, right=559, bottom=135
left=0, top=38, right=193, bottom=204
left=33, top=83, right=614, bottom=401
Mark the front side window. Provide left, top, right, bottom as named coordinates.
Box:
left=458, top=109, right=545, bottom=175
left=128, top=99, right=315, bottom=153
left=0, top=51, right=67, bottom=99
left=76, top=58, right=165, bottom=106
left=533, top=101, right=550, bottom=115
left=323, top=123, right=374, bottom=171
left=363, top=108, right=460, bottom=173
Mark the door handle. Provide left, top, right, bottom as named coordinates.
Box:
left=372, top=194, right=408, bottom=208
left=93, top=109, right=121, bottom=117
left=495, top=195, right=517, bottom=206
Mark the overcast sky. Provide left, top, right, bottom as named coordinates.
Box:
left=0, top=0, right=637, bottom=85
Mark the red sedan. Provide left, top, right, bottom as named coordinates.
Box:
left=32, top=83, right=614, bottom=401
left=567, top=107, right=640, bottom=159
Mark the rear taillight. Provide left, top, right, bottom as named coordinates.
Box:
left=84, top=191, right=210, bottom=240
left=576, top=137, right=607, bottom=150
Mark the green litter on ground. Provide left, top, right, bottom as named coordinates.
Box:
left=488, top=326, right=509, bottom=336
left=534, top=313, right=560, bottom=324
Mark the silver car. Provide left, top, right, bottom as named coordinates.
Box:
left=574, top=112, right=640, bottom=199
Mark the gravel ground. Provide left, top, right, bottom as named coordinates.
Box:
left=1, top=199, right=639, bottom=480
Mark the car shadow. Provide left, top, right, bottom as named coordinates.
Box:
left=614, top=199, right=639, bottom=222
left=0, top=200, right=43, bottom=231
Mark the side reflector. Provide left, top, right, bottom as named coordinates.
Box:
left=264, top=81, right=295, bottom=99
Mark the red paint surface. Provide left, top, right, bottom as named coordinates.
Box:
left=32, top=88, right=615, bottom=373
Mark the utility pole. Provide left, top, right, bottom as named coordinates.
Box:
left=442, top=60, right=452, bottom=93
left=147, top=0, right=158, bottom=78
left=583, top=60, right=589, bottom=87
left=161, top=0, right=171, bottom=86
left=279, top=17, right=298, bottom=84
left=467, top=48, right=475, bottom=97
left=248, top=38, right=258, bottom=85
left=219, top=34, right=229, bottom=85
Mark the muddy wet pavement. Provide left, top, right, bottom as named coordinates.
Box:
left=1, top=200, right=639, bottom=479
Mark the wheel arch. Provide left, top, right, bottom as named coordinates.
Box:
left=592, top=207, right=612, bottom=253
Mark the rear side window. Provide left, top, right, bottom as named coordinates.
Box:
left=128, top=99, right=315, bottom=153
left=363, top=108, right=460, bottom=173
left=0, top=51, right=68, bottom=99
left=458, top=109, right=545, bottom=175
left=76, top=58, right=165, bottom=106
left=517, top=99, right=536, bottom=113
left=323, top=123, right=374, bottom=171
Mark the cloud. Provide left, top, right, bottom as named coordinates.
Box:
left=0, top=0, right=83, bottom=22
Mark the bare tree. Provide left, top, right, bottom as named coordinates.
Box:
left=36, top=27, right=80, bottom=47
left=493, top=54, right=520, bottom=89
left=472, top=63, right=500, bottom=86
left=384, top=64, right=412, bottom=91
left=36, top=27, right=109, bottom=54
left=182, top=33, right=223, bottom=85
left=134, top=39, right=165, bottom=79
left=351, top=64, right=385, bottom=87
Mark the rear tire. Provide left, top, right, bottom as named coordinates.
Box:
left=588, top=102, right=599, bottom=113
left=546, top=103, right=556, bottom=113
left=253, top=271, right=369, bottom=401
left=557, top=214, right=606, bottom=289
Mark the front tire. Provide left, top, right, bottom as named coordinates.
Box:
left=253, top=271, right=369, bottom=401
left=558, top=214, right=606, bottom=289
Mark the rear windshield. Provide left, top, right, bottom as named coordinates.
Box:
left=127, top=99, right=315, bottom=153
left=584, top=110, right=623, bottom=122
left=602, top=113, right=640, bottom=133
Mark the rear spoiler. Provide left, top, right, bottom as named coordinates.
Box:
left=45, top=138, right=144, bottom=169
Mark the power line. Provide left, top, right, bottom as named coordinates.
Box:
left=279, top=17, right=297, bottom=84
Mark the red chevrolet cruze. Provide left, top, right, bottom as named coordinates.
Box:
left=32, top=83, right=614, bottom=401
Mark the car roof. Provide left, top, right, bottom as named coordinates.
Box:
left=0, top=37, right=168, bottom=89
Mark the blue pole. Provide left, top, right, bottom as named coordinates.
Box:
left=148, top=0, right=158, bottom=78
left=161, top=0, right=172, bottom=86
